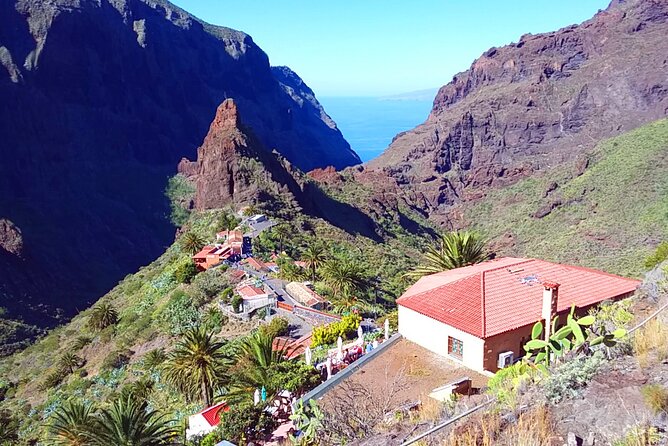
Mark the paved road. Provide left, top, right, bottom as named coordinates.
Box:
left=231, top=263, right=298, bottom=307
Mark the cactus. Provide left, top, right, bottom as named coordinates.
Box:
left=524, top=304, right=626, bottom=368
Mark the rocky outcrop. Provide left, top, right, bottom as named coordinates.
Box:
left=0, top=0, right=358, bottom=325
left=366, top=0, right=668, bottom=222
left=177, top=99, right=305, bottom=210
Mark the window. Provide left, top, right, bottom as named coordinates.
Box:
left=448, top=336, right=464, bottom=359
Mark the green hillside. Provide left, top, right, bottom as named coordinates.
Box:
left=0, top=196, right=426, bottom=444
left=465, top=118, right=668, bottom=277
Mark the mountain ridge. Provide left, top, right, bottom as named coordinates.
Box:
left=365, top=0, right=668, bottom=226
left=0, top=0, right=359, bottom=336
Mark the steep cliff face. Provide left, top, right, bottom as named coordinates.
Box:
left=367, top=0, right=668, bottom=222
left=0, top=0, right=359, bottom=326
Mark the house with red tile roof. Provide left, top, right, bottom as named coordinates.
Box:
left=192, top=230, right=245, bottom=271
left=244, top=257, right=268, bottom=272
left=397, top=257, right=641, bottom=373
left=185, top=401, right=229, bottom=440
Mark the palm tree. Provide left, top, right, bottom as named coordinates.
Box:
left=301, top=242, right=327, bottom=281
left=142, top=348, right=167, bottom=370
left=47, top=400, right=95, bottom=446
left=320, top=259, right=368, bottom=299
left=59, top=352, right=83, bottom=374
left=88, top=396, right=176, bottom=446
left=224, top=330, right=291, bottom=402
left=273, top=224, right=291, bottom=253
left=406, top=230, right=489, bottom=279
left=163, top=327, right=229, bottom=407
left=180, top=232, right=206, bottom=255
left=87, top=302, right=118, bottom=331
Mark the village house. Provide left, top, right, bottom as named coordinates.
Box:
left=285, top=282, right=326, bottom=310
left=397, top=257, right=641, bottom=373
left=193, top=230, right=245, bottom=271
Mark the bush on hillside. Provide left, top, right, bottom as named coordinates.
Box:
left=542, top=352, right=605, bottom=403
left=215, top=402, right=276, bottom=444
left=174, top=260, right=198, bottom=284
left=231, top=295, right=243, bottom=313
left=267, top=361, right=321, bottom=395
left=260, top=317, right=289, bottom=339
left=311, top=314, right=361, bottom=348
left=101, top=349, right=133, bottom=371
left=645, top=242, right=668, bottom=270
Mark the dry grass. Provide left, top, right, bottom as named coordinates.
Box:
left=633, top=319, right=668, bottom=368
left=414, top=396, right=444, bottom=423
left=613, top=425, right=661, bottom=446
left=441, top=406, right=555, bottom=446
left=505, top=405, right=556, bottom=446
left=442, top=412, right=501, bottom=446
left=641, top=384, right=668, bottom=415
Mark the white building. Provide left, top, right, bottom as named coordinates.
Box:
left=397, top=257, right=640, bottom=373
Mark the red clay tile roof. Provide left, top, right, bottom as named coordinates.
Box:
left=245, top=257, right=267, bottom=270
left=198, top=402, right=229, bottom=427
left=192, top=246, right=216, bottom=260
left=397, top=257, right=641, bottom=338
left=237, top=285, right=266, bottom=299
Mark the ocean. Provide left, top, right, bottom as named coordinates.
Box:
left=319, top=96, right=434, bottom=163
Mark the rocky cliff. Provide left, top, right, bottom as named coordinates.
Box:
left=177, top=99, right=306, bottom=211
left=366, top=0, right=668, bottom=224
left=0, top=0, right=359, bottom=327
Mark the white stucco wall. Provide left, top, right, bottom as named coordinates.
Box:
left=398, top=305, right=486, bottom=372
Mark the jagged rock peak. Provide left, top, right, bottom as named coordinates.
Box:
left=207, top=98, right=242, bottom=138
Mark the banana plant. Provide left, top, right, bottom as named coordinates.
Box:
left=524, top=304, right=626, bottom=370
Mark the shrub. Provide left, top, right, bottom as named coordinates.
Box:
left=174, top=260, right=198, bottom=284
left=261, top=317, right=289, bottom=339
left=267, top=361, right=321, bottom=395
left=542, top=352, right=605, bottom=404
left=72, top=335, right=92, bottom=350
left=216, top=402, right=276, bottom=444
left=311, top=314, right=361, bottom=348
left=231, top=295, right=243, bottom=313
left=101, top=349, right=133, bottom=371
left=192, top=269, right=230, bottom=305
left=641, top=384, right=668, bottom=415
left=613, top=425, right=660, bottom=446
left=645, top=242, right=668, bottom=270
left=38, top=369, right=67, bottom=391
left=487, top=361, right=536, bottom=408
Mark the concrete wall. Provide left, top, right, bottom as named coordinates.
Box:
left=483, top=324, right=534, bottom=372
left=398, top=306, right=486, bottom=372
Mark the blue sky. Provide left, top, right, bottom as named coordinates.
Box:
left=172, top=1, right=610, bottom=96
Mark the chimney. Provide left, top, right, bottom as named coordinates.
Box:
left=541, top=281, right=560, bottom=340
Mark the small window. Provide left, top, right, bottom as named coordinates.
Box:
left=448, top=336, right=464, bottom=359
